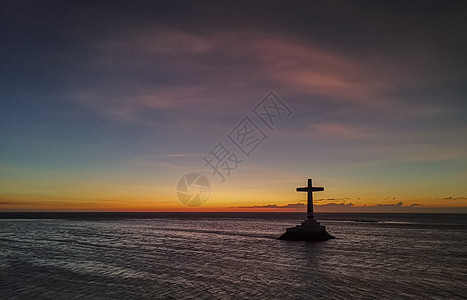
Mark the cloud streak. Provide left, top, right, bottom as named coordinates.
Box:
left=235, top=203, right=306, bottom=209
left=74, top=27, right=453, bottom=123
left=235, top=201, right=467, bottom=213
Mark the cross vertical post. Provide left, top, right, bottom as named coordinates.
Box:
left=296, top=178, right=324, bottom=218
left=307, top=178, right=313, bottom=216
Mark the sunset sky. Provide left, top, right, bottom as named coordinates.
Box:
left=2, top=1, right=467, bottom=212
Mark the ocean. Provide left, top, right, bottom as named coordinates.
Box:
left=0, top=213, right=466, bottom=299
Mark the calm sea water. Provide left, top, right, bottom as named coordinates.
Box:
left=0, top=213, right=466, bottom=299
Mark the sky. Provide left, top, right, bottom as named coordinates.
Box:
left=1, top=0, right=467, bottom=212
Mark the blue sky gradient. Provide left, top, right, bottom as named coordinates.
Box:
left=1, top=1, right=467, bottom=211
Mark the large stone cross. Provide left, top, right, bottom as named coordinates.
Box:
left=297, top=179, right=324, bottom=218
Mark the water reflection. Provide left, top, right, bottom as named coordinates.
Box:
left=0, top=215, right=466, bottom=299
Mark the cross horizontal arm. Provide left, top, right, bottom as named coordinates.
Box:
left=296, top=187, right=324, bottom=192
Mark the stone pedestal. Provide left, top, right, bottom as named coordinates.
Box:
left=278, top=216, right=334, bottom=242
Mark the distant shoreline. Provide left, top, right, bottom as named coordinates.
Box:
left=1, top=211, right=466, bottom=220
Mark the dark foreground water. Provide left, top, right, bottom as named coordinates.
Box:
left=0, top=213, right=466, bottom=299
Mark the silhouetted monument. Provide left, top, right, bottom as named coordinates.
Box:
left=279, top=179, right=334, bottom=241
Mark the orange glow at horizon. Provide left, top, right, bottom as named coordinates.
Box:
left=1, top=191, right=466, bottom=213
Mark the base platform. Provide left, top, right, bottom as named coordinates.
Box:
left=278, top=217, right=335, bottom=242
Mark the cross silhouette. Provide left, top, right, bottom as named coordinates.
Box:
left=296, top=179, right=324, bottom=218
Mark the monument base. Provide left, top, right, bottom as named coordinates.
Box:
left=278, top=217, right=335, bottom=242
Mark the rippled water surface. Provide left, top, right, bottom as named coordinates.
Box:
left=1, top=213, right=466, bottom=299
